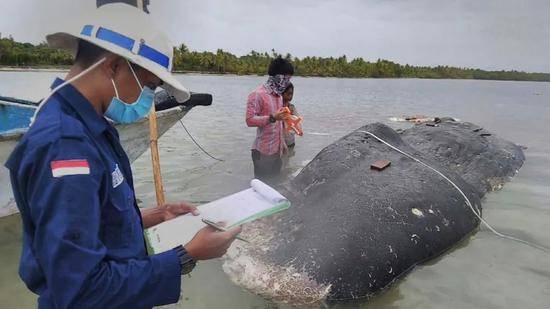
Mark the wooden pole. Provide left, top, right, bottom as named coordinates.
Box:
left=148, top=104, right=166, bottom=207
left=140, top=0, right=163, bottom=207
left=136, top=0, right=144, bottom=10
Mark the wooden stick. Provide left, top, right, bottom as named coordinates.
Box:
left=148, top=104, right=166, bottom=207
left=140, top=0, right=162, bottom=207
left=136, top=0, right=144, bottom=10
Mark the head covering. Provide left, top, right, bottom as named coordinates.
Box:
left=266, top=75, right=292, bottom=96
left=46, top=3, right=190, bottom=102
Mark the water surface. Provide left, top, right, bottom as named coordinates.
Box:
left=1, top=72, right=549, bottom=308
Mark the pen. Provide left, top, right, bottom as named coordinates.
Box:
left=201, top=218, right=250, bottom=243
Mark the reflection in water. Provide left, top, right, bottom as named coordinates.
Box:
left=1, top=73, right=549, bottom=308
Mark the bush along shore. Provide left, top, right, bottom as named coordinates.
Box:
left=1, top=36, right=549, bottom=82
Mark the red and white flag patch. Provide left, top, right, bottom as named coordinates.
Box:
left=51, top=160, right=90, bottom=178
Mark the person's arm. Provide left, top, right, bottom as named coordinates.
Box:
left=141, top=202, right=199, bottom=229
left=20, top=137, right=184, bottom=308
left=245, top=92, right=288, bottom=127
left=246, top=91, right=270, bottom=127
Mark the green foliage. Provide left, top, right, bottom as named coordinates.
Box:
left=0, top=37, right=73, bottom=67
left=1, top=37, right=549, bottom=82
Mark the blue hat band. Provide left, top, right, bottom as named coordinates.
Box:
left=81, top=25, right=170, bottom=69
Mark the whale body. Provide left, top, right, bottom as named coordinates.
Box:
left=223, top=119, right=524, bottom=306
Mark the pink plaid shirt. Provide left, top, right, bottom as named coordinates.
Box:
left=246, top=85, right=285, bottom=156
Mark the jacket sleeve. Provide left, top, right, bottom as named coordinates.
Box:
left=245, top=91, right=270, bottom=127
left=21, top=136, right=182, bottom=308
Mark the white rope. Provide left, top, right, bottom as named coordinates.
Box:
left=30, top=58, right=107, bottom=126
left=359, top=130, right=550, bottom=252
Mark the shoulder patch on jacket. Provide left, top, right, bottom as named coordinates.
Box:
left=51, top=159, right=90, bottom=177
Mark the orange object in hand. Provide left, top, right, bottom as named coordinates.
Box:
left=281, top=107, right=304, bottom=136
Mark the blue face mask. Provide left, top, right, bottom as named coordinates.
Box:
left=105, top=61, right=154, bottom=124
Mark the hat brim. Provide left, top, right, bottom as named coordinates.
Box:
left=156, top=69, right=190, bottom=103
left=47, top=32, right=191, bottom=103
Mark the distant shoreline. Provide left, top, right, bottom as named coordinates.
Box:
left=0, top=66, right=238, bottom=75
left=2, top=37, right=549, bottom=82
left=1, top=66, right=549, bottom=83
left=0, top=66, right=70, bottom=73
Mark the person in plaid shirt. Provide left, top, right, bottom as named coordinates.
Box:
left=245, top=57, right=294, bottom=181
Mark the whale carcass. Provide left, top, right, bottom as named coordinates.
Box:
left=223, top=119, right=525, bottom=306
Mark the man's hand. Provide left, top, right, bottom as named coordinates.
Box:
left=162, top=202, right=200, bottom=221
left=184, top=224, right=243, bottom=260
left=273, top=108, right=289, bottom=121
left=141, top=202, right=200, bottom=229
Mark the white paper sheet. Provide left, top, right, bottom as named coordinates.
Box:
left=144, top=179, right=290, bottom=253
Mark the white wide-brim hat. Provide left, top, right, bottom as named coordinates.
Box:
left=46, top=3, right=190, bottom=103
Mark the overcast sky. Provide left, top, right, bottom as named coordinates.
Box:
left=1, top=0, right=548, bottom=72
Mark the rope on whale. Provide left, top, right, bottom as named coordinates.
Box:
left=359, top=130, right=550, bottom=253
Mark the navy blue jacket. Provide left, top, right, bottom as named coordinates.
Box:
left=5, top=79, right=181, bottom=308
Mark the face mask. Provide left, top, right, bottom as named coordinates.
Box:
left=105, top=60, right=154, bottom=124
left=266, top=74, right=291, bottom=96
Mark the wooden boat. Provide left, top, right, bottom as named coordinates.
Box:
left=0, top=92, right=212, bottom=217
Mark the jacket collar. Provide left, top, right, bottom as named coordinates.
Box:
left=51, top=78, right=109, bottom=136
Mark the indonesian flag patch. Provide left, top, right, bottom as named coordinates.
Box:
left=51, top=159, right=90, bottom=178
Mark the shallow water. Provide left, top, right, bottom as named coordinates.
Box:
left=0, top=72, right=549, bottom=308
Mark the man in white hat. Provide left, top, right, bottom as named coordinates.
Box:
left=5, top=4, right=240, bottom=308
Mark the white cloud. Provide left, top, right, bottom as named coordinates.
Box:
left=0, top=0, right=548, bottom=72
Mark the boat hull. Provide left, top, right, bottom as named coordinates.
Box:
left=0, top=106, right=188, bottom=217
